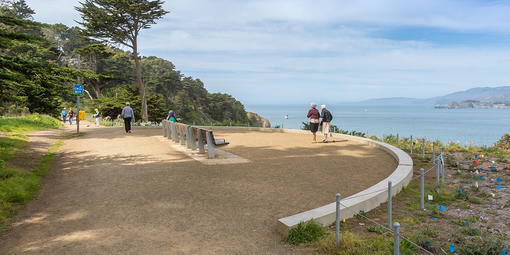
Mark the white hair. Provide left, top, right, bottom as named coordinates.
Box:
left=321, top=104, right=326, bottom=109
left=311, top=103, right=317, bottom=108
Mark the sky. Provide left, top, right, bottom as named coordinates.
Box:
left=27, top=0, right=510, bottom=105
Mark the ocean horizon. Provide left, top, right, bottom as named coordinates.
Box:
left=245, top=104, right=509, bottom=146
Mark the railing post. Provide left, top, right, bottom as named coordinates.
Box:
left=167, top=122, right=172, bottom=140
left=186, top=126, right=192, bottom=149
left=393, top=222, right=400, bottom=255
left=163, top=121, right=167, bottom=137
left=197, top=129, right=205, bottom=154
left=388, top=181, right=392, bottom=229
left=420, top=168, right=425, bottom=210
left=206, top=131, right=215, bottom=159
left=410, top=135, right=413, bottom=154
left=336, top=193, right=341, bottom=246
left=171, top=123, right=177, bottom=142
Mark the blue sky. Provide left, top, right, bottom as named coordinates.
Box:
left=27, top=0, right=510, bottom=105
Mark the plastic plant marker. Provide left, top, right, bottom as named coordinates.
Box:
left=474, top=177, right=479, bottom=180
left=475, top=182, right=479, bottom=188
left=497, top=184, right=502, bottom=190
left=425, top=241, right=431, bottom=247
left=480, top=176, right=483, bottom=180
left=450, top=244, right=455, bottom=253
left=474, top=161, right=478, bottom=165
left=343, top=218, right=345, bottom=223
left=497, top=178, right=502, bottom=182
left=502, top=248, right=507, bottom=255
left=507, top=200, right=510, bottom=205
left=459, top=187, right=463, bottom=195
left=475, top=155, right=478, bottom=158
left=431, top=217, right=437, bottom=220
left=449, top=184, right=453, bottom=187
left=440, top=205, right=446, bottom=211
left=491, top=178, right=495, bottom=182
left=428, top=195, right=433, bottom=200
left=465, top=221, right=469, bottom=226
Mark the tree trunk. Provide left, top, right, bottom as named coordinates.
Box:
left=133, top=42, right=148, bottom=122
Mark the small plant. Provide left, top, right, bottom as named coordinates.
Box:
left=468, top=196, right=482, bottom=204
left=284, top=220, right=326, bottom=245
left=355, top=210, right=368, bottom=220
left=460, top=227, right=480, bottom=236
left=423, top=227, right=439, bottom=238
left=366, top=225, right=389, bottom=234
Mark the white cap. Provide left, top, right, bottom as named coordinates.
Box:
left=321, top=104, right=326, bottom=109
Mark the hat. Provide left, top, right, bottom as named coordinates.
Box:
left=126, top=102, right=130, bottom=106
left=321, top=105, right=326, bottom=109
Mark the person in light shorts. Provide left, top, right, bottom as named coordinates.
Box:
left=320, top=105, right=333, bottom=143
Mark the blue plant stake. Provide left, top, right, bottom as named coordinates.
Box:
left=431, top=217, right=437, bottom=220
left=450, top=244, right=455, bottom=253
left=440, top=205, right=446, bottom=211
left=459, top=187, right=463, bottom=195
left=475, top=155, right=478, bottom=158
left=497, top=184, right=502, bottom=190
left=507, top=200, right=510, bottom=205
left=465, top=221, right=469, bottom=226
left=480, top=176, right=483, bottom=180
left=497, top=178, right=501, bottom=182
left=490, top=166, right=494, bottom=171
left=502, top=248, right=507, bottom=255
left=425, top=241, right=431, bottom=247
left=474, top=176, right=479, bottom=180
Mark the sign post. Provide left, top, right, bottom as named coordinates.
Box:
left=75, top=55, right=82, bottom=134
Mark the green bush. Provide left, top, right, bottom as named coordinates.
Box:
left=285, top=220, right=326, bottom=245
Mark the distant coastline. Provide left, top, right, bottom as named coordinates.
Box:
left=434, top=100, right=510, bottom=109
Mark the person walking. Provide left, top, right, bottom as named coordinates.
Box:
left=121, top=102, right=135, bottom=133
left=320, top=105, right=333, bottom=143
left=68, top=108, right=74, bottom=125
left=167, top=110, right=177, bottom=122
left=61, top=108, right=68, bottom=124
left=93, top=109, right=101, bottom=127
left=306, top=103, right=320, bottom=142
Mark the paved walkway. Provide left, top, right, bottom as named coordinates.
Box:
left=0, top=126, right=396, bottom=254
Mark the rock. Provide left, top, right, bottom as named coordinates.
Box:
left=247, top=112, right=271, bottom=128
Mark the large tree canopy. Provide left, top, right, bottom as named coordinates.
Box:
left=76, top=0, right=168, bottom=122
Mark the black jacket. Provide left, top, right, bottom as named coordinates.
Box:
left=321, top=109, right=333, bottom=122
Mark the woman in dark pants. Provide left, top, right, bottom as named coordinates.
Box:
left=307, top=103, right=320, bottom=142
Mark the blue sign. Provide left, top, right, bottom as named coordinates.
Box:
left=73, top=84, right=83, bottom=95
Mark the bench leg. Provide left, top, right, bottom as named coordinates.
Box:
left=206, top=130, right=215, bottom=159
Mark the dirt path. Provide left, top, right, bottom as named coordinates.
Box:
left=0, top=126, right=397, bottom=254
left=9, top=129, right=61, bottom=170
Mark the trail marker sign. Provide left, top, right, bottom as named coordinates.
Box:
left=73, top=84, right=83, bottom=95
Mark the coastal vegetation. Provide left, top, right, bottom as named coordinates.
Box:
left=0, top=0, right=252, bottom=125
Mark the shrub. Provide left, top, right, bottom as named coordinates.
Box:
left=285, top=220, right=326, bottom=245
left=459, top=227, right=480, bottom=236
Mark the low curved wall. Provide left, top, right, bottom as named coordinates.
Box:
left=207, top=126, right=413, bottom=234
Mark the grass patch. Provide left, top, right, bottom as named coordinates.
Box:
left=285, top=220, right=326, bottom=245
left=0, top=114, right=62, bottom=226
left=365, top=225, right=389, bottom=234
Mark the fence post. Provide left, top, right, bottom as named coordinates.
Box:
left=436, top=157, right=440, bottom=188
left=206, top=131, right=215, bottom=159
left=410, top=135, right=413, bottom=154
left=420, top=168, right=425, bottom=210
left=167, top=122, right=172, bottom=140
left=432, top=142, right=436, bottom=163
left=336, top=193, right=341, bottom=246
left=186, top=126, right=191, bottom=149
left=171, top=123, right=177, bottom=142
left=163, top=121, right=167, bottom=137
left=388, top=181, right=392, bottom=229
left=190, top=128, right=197, bottom=151
left=396, top=134, right=399, bottom=148
left=393, top=222, right=400, bottom=255
left=180, top=126, right=186, bottom=145
left=197, top=129, right=205, bottom=154
left=440, top=153, right=445, bottom=183
left=422, top=138, right=425, bottom=159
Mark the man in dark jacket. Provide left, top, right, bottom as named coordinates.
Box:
left=320, top=105, right=333, bottom=142
left=121, top=102, right=135, bottom=133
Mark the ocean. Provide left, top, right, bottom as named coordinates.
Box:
left=245, top=104, right=510, bottom=146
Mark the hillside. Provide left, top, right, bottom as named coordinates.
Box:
left=358, top=86, right=510, bottom=107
